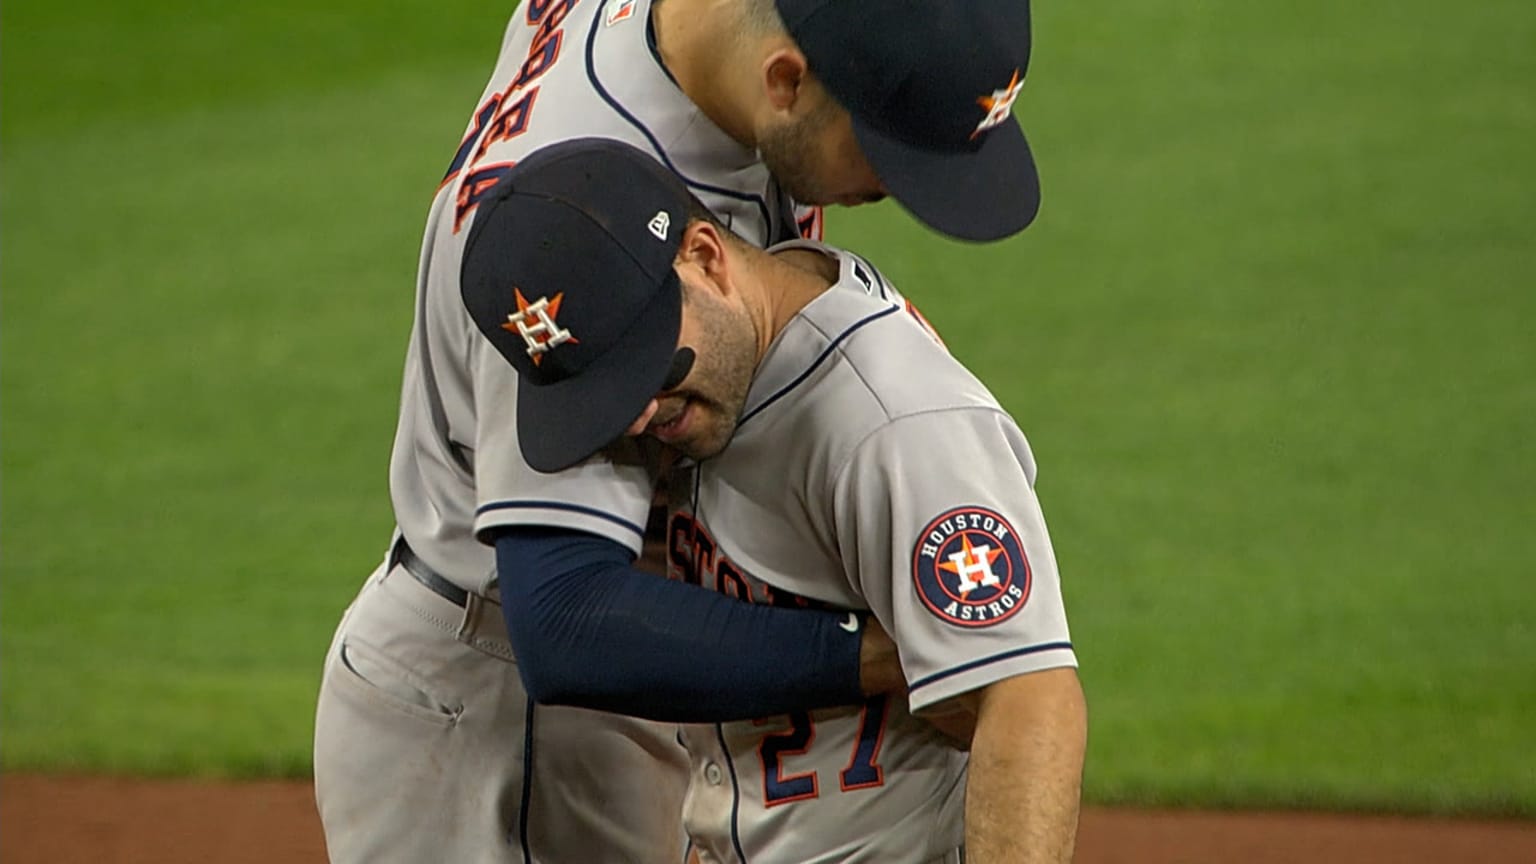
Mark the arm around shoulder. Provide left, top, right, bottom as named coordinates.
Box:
left=495, top=526, right=896, bottom=721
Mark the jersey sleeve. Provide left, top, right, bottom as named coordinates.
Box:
left=830, top=407, right=1077, bottom=714
left=468, top=329, right=656, bottom=555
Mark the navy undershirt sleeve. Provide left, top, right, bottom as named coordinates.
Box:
left=495, top=525, right=865, bottom=722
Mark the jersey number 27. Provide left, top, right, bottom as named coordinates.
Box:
left=756, top=695, right=889, bottom=806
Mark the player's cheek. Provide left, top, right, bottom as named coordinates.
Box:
left=698, top=411, right=732, bottom=457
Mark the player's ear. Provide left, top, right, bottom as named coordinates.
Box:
left=760, top=46, right=808, bottom=115
left=676, top=219, right=734, bottom=299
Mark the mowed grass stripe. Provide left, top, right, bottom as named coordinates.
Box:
left=1, top=67, right=482, bottom=775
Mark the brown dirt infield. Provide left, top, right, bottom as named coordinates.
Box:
left=3, top=773, right=1534, bottom=863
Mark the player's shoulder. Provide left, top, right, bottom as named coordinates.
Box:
left=749, top=245, right=1001, bottom=439
left=785, top=242, right=1005, bottom=423
left=843, top=320, right=1002, bottom=428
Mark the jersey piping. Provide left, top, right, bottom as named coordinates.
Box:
left=583, top=2, right=772, bottom=229
left=737, top=306, right=901, bottom=428
left=717, top=722, right=750, bottom=863
left=475, top=500, right=646, bottom=540
left=907, top=640, right=1076, bottom=692
left=644, top=6, right=680, bottom=87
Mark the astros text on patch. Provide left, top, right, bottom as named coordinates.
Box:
left=912, top=506, right=1031, bottom=627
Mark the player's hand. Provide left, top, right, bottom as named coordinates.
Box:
left=857, top=616, right=905, bottom=696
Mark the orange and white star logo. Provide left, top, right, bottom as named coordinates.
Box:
left=501, top=287, right=578, bottom=365
left=972, top=69, right=1023, bottom=139
left=938, top=533, right=1006, bottom=595
left=912, top=506, right=1031, bottom=628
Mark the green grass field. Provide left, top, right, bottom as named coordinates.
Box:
left=3, top=0, right=1533, bottom=816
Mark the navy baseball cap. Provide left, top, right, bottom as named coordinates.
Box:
left=775, top=0, right=1041, bottom=241
left=460, top=138, right=691, bottom=473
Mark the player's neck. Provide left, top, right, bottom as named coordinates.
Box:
left=742, top=249, right=834, bottom=362
left=652, top=0, right=759, bottom=148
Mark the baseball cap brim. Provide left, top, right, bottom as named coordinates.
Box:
left=854, top=116, right=1041, bottom=243
left=515, top=271, right=683, bottom=474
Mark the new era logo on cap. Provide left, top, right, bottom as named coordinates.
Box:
left=648, top=210, right=671, bottom=241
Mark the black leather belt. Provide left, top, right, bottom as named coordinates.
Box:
left=395, top=539, right=471, bottom=609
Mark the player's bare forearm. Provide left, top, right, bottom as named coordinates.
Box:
left=963, top=667, right=1087, bottom=863
left=858, top=615, right=906, bottom=695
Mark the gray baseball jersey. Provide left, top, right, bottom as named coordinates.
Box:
left=392, top=0, right=811, bottom=591
left=663, top=241, right=1078, bottom=864
left=316, top=2, right=817, bottom=862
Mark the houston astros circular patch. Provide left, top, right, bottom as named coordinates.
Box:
left=912, top=506, right=1031, bottom=628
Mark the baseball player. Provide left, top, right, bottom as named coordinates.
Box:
left=462, top=139, right=1086, bottom=863
left=313, top=0, right=1046, bottom=861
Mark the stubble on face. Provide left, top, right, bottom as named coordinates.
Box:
left=757, top=97, right=883, bottom=208
left=656, top=279, right=759, bottom=461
